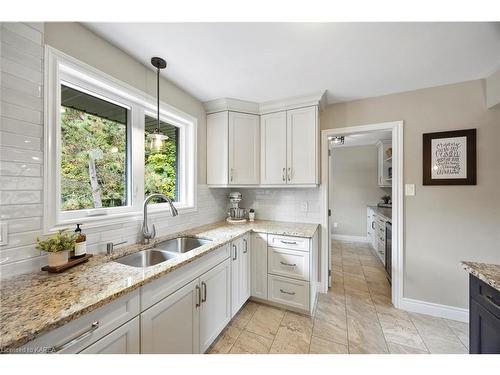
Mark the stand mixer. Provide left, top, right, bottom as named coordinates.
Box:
left=226, top=192, right=247, bottom=224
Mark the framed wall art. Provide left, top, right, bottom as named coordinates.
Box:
left=423, top=128, right=476, bottom=185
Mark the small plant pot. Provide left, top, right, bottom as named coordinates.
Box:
left=47, top=251, right=69, bottom=267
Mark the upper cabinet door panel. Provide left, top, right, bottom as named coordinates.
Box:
left=260, top=111, right=287, bottom=185
left=286, top=106, right=318, bottom=184
left=228, top=112, right=260, bottom=185
left=207, top=112, right=229, bottom=185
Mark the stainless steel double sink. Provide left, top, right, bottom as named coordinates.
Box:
left=114, top=237, right=211, bottom=268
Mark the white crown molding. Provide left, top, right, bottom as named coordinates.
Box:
left=203, top=91, right=327, bottom=115
left=203, top=98, right=260, bottom=114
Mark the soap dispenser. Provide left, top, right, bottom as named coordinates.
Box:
left=74, top=224, right=87, bottom=258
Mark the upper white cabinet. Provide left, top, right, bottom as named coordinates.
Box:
left=261, top=106, right=319, bottom=186
left=206, top=93, right=324, bottom=187
left=286, top=106, right=319, bottom=185
left=207, top=111, right=260, bottom=186
left=260, top=111, right=287, bottom=184
left=376, top=140, right=392, bottom=188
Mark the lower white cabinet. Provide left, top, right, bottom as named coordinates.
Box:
left=199, top=259, right=232, bottom=352
left=141, top=259, right=231, bottom=354
left=141, top=279, right=200, bottom=354
left=250, top=232, right=268, bottom=300
left=80, top=317, right=140, bottom=354
left=230, top=234, right=250, bottom=316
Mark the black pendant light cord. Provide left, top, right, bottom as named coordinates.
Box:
left=150, top=57, right=167, bottom=134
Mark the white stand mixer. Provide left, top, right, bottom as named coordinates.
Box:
left=226, top=192, right=247, bottom=224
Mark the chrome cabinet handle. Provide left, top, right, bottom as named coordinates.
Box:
left=201, top=282, right=207, bottom=303
left=287, top=167, right=291, bottom=182
left=280, top=261, right=296, bottom=267
left=371, top=221, right=375, bottom=230
left=279, top=289, right=296, bottom=296
left=243, top=238, right=248, bottom=253
left=280, top=240, right=297, bottom=245
left=282, top=168, right=286, bottom=182
left=195, top=285, right=201, bottom=307
left=232, top=244, right=237, bottom=261
left=51, top=321, right=100, bottom=352
left=230, top=168, right=235, bottom=182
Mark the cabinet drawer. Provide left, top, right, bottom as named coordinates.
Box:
left=268, top=274, right=309, bottom=311
left=470, top=275, right=500, bottom=320
left=268, top=247, right=310, bottom=281
left=268, top=234, right=309, bottom=252
left=20, top=289, right=140, bottom=354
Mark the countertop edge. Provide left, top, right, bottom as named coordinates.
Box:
left=462, top=261, right=500, bottom=292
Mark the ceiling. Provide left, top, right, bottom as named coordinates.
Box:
left=84, top=22, right=500, bottom=104
left=330, top=130, right=391, bottom=149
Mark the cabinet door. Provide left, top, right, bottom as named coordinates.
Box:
left=470, top=299, right=500, bottom=354
left=286, top=106, right=318, bottom=184
left=80, top=317, right=140, bottom=354
left=251, top=232, right=268, bottom=300
left=199, top=259, right=232, bottom=353
left=240, top=234, right=251, bottom=303
left=228, top=112, right=260, bottom=184
left=207, top=111, right=229, bottom=185
left=230, top=239, right=241, bottom=316
left=260, top=111, right=287, bottom=185
left=141, top=279, right=200, bottom=354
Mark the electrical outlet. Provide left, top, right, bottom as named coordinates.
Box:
left=405, top=184, right=416, bottom=196
left=333, top=222, right=338, bottom=228
left=300, top=202, right=308, bottom=212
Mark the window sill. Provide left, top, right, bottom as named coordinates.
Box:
left=48, top=204, right=197, bottom=234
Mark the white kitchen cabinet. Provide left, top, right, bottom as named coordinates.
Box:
left=250, top=232, right=268, bottom=300
left=377, top=140, right=392, bottom=188
left=199, top=259, right=231, bottom=353
left=260, top=111, right=287, bottom=184
left=230, top=234, right=251, bottom=316
left=367, top=207, right=376, bottom=250
left=80, top=317, right=140, bottom=354
left=141, top=279, right=200, bottom=354
left=228, top=112, right=260, bottom=184
left=286, top=106, right=319, bottom=185
left=207, top=111, right=259, bottom=186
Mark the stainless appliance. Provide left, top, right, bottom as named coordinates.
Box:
left=227, top=192, right=247, bottom=223
left=385, top=221, right=392, bottom=283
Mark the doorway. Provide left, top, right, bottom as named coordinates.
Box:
left=320, top=121, right=403, bottom=308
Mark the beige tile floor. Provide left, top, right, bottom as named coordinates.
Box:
left=208, top=240, right=469, bottom=354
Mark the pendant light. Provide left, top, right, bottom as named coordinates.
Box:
left=150, top=57, right=168, bottom=151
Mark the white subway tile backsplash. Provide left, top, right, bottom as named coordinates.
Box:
left=0, top=254, right=47, bottom=279
left=1, top=58, right=43, bottom=85
left=7, top=217, right=41, bottom=234
left=2, top=23, right=43, bottom=45
left=0, top=190, right=42, bottom=204
left=1, top=42, right=43, bottom=72
left=0, top=203, right=43, bottom=219
left=0, top=244, right=41, bottom=263
left=0, top=28, right=43, bottom=58
left=0, top=161, right=42, bottom=176
left=1, top=101, right=42, bottom=124
left=1, top=73, right=42, bottom=98
left=0, top=131, right=41, bottom=151
left=1, top=87, right=43, bottom=111
left=0, top=146, right=43, bottom=163
left=0, top=176, right=43, bottom=190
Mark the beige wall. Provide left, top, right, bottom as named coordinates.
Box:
left=331, top=145, right=387, bottom=237
left=44, top=22, right=207, bottom=183
left=321, top=80, right=500, bottom=309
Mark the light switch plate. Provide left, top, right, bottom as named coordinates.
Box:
left=405, top=184, right=416, bottom=196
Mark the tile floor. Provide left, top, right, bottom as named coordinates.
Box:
left=207, top=240, right=469, bottom=354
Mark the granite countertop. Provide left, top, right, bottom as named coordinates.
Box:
left=462, top=261, right=500, bottom=292
left=0, top=220, right=318, bottom=351
left=368, top=205, right=392, bottom=221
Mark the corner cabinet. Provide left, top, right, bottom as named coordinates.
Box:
left=231, top=234, right=251, bottom=316
left=207, top=111, right=260, bottom=186
left=261, top=106, right=319, bottom=186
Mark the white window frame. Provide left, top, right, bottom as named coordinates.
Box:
left=44, top=46, right=197, bottom=233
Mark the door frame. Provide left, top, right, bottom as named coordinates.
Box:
left=320, top=121, right=404, bottom=308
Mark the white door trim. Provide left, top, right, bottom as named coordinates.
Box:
left=320, top=121, right=404, bottom=309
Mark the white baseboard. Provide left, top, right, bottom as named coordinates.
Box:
left=400, top=297, right=469, bottom=323
left=332, top=234, right=368, bottom=243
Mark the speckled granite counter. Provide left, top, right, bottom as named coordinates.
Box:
left=462, top=261, right=500, bottom=291
left=0, top=220, right=318, bottom=351
left=368, top=205, right=392, bottom=221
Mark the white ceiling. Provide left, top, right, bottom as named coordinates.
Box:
left=330, top=130, right=391, bottom=149
left=84, top=22, right=500, bottom=104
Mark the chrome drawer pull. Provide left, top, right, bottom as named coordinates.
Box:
left=201, top=281, right=207, bottom=303
left=243, top=238, right=248, bottom=253
left=282, top=168, right=286, bottom=182
left=280, top=240, right=297, bottom=245
left=232, top=244, right=237, bottom=261
left=280, top=289, right=296, bottom=296
left=280, top=261, right=296, bottom=267
left=51, top=321, right=100, bottom=352
left=195, top=285, right=201, bottom=307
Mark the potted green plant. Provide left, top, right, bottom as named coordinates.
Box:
left=36, top=230, right=76, bottom=267
left=381, top=194, right=391, bottom=204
